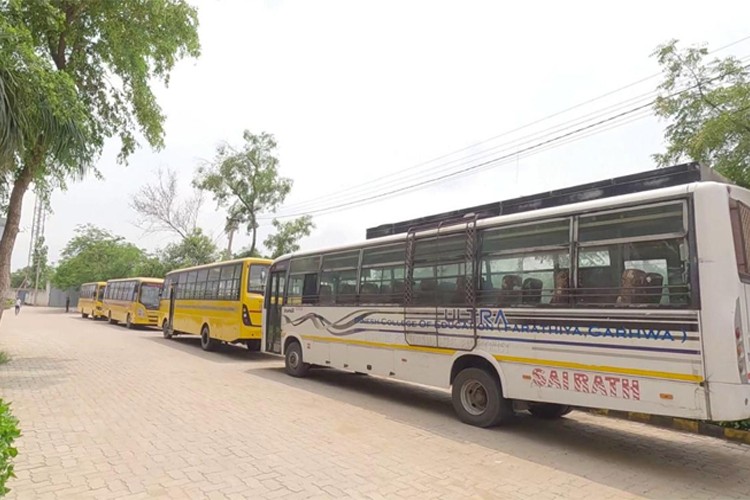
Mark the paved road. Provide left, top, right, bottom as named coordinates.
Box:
left=1, top=308, right=749, bottom=499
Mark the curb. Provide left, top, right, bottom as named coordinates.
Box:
left=586, top=408, right=750, bottom=445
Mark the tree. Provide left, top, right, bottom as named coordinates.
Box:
left=9, top=267, right=28, bottom=289
left=52, top=225, right=144, bottom=290
left=131, top=168, right=204, bottom=240
left=161, top=228, right=218, bottom=270
left=263, top=216, right=315, bottom=259
left=133, top=255, right=168, bottom=280
left=194, top=131, right=293, bottom=255
left=0, top=1, right=200, bottom=320
left=0, top=11, right=92, bottom=315
left=653, top=40, right=750, bottom=186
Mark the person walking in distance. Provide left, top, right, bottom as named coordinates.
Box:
left=14, top=297, right=21, bottom=316
left=65, top=296, right=70, bottom=313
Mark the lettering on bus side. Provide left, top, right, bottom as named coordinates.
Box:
left=435, top=307, right=687, bottom=342
left=530, top=368, right=641, bottom=401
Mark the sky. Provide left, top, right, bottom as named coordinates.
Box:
left=12, top=0, right=750, bottom=271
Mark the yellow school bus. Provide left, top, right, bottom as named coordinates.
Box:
left=159, top=257, right=272, bottom=351
left=78, top=281, right=107, bottom=319
left=103, top=277, right=164, bottom=328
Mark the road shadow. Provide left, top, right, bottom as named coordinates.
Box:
left=250, top=366, right=749, bottom=498
left=140, top=335, right=278, bottom=364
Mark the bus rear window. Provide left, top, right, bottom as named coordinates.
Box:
left=248, top=265, right=269, bottom=294
left=730, top=199, right=750, bottom=280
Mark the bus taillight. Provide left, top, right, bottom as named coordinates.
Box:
left=736, top=326, right=748, bottom=383
left=242, top=304, right=252, bottom=326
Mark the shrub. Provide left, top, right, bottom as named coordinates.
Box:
left=717, top=419, right=750, bottom=431
left=0, top=400, right=20, bottom=496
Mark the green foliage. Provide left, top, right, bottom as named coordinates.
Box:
left=9, top=268, right=26, bottom=289
left=133, top=255, right=168, bottom=280
left=194, top=131, right=293, bottom=254
left=0, top=399, right=20, bottom=496
left=0, top=351, right=8, bottom=365
left=0, top=10, right=92, bottom=207
left=717, top=419, right=750, bottom=431
left=8, top=0, right=201, bottom=163
left=160, top=228, right=218, bottom=270
left=263, top=216, right=315, bottom=259
left=653, top=40, right=750, bottom=186
left=52, top=224, right=144, bottom=290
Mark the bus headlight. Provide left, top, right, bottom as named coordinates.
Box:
left=137, top=308, right=146, bottom=317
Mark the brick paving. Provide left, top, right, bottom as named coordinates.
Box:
left=1, top=307, right=750, bottom=499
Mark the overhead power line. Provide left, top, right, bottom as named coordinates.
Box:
left=272, top=35, right=750, bottom=216
left=263, top=54, right=750, bottom=220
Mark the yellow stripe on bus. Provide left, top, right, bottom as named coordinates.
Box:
left=492, top=354, right=703, bottom=383
left=299, top=335, right=703, bottom=383
left=300, top=335, right=456, bottom=355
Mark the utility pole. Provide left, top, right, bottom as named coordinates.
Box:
left=25, top=190, right=46, bottom=306
left=225, top=217, right=239, bottom=260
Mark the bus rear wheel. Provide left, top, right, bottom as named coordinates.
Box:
left=284, top=341, right=310, bottom=377
left=82, top=312, right=88, bottom=319
left=528, top=403, right=573, bottom=419
left=451, top=367, right=514, bottom=428
left=108, top=312, right=117, bottom=325
left=162, top=321, right=173, bottom=339
left=200, top=325, right=216, bottom=352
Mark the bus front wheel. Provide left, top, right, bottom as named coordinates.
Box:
left=451, top=367, right=514, bottom=428
left=108, top=313, right=117, bottom=325
left=126, top=314, right=134, bottom=329
left=284, top=341, right=310, bottom=377
left=200, top=325, right=216, bottom=352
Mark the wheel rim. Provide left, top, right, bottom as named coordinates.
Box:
left=127, top=315, right=131, bottom=327
left=460, top=379, right=488, bottom=416
left=201, top=330, right=208, bottom=346
left=288, top=350, right=300, bottom=369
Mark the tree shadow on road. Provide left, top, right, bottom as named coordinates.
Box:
left=250, top=365, right=749, bottom=499
left=0, top=356, right=73, bottom=390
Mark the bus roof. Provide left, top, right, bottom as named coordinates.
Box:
left=81, top=281, right=107, bottom=286
left=106, top=277, right=164, bottom=283
left=366, top=162, right=728, bottom=239
left=274, top=178, right=744, bottom=263
left=164, top=257, right=273, bottom=276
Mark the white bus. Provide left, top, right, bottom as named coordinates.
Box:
left=262, top=164, right=750, bottom=427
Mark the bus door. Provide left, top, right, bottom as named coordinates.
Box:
left=168, top=283, right=176, bottom=332
left=404, top=219, right=479, bottom=351
left=264, top=266, right=287, bottom=354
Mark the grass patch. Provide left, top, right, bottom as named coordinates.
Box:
left=0, top=352, right=8, bottom=365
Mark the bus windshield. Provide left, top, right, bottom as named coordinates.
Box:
left=140, top=283, right=161, bottom=310
left=247, top=265, right=269, bottom=295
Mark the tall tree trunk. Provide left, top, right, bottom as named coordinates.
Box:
left=250, top=220, right=257, bottom=256
left=0, top=161, right=36, bottom=322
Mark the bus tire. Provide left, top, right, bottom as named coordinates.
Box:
left=82, top=312, right=88, bottom=319
left=284, top=340, right=310, bottom=377
left=162, top=321, right=173, bottom=339
left=108, top=312, right=117, bottom=325
left=246, top=339, right=261, bottom=351
left=528, top=403, right=573, bottom=419
left=200, top=325, right=216, bottom=352
left=452, top=367, right=513, bottom=428
left=126, top=314, right=134, bottom=329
